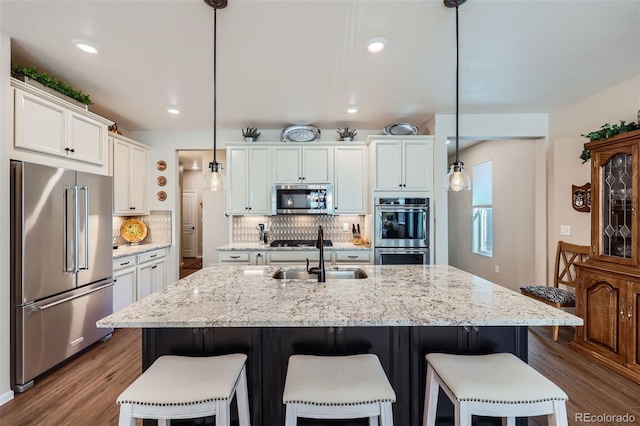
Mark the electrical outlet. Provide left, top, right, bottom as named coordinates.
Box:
left=343, top=222, right=349, bottom=232
left=495, top=265, right=500, bottom=274
left=560, top=225, right=571, bottom=236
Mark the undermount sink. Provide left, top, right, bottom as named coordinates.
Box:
left=272, top=268, right=368, bottom=280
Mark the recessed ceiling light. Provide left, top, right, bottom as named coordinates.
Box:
left=72, top=40, right=98, bottom=54
left=347, top=106, right=358, bottom=114
left=367, top=38, right=387, bottom=54
left=192, top=161, right=199, bottom=170
left=166, top=107, right=181, bottom=115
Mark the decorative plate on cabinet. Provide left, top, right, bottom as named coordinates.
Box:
left=156, top=160, right=167, bottom=171
left=281, top=125, right=321, bottom=142
left=156, top=176, right=167, bottom=187
left=383, top=122, right=418, bottom=135
left=157, top=191, right=167, bottom=201
left=120, top=219, right=148, bottom=243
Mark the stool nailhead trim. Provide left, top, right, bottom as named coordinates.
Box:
left=284, top=398, right=395, bottom=406
left=458, top=397, right=568, bottom=403
left=117, top=397, right=229, bottom=407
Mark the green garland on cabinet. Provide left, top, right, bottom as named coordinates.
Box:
left=11, top=64, right=93, bottom=105
left=580, top=120, right=640, bottom=163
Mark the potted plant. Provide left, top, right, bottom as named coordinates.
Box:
left=337, top=127, right=357, bottom=141
left=580, top=119, right=640, bottom=163
left=11, top=64, right=93, bottom=106
left=242, top=127, right=261, bottom=142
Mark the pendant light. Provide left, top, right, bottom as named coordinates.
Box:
left=443, top=0, right=471, bottom=192
left=202, top=0, right=228, bottom=191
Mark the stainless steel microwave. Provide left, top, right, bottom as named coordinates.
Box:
left=272, top=184, right=333, bottom=215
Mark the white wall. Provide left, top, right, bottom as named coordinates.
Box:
left=0, top=32, right=14, bottom=404
left=448, top=139, right=538, bottom=291
left=433, top=113, right=549, bottom=284
left=547, top=75, right=640, bottom=281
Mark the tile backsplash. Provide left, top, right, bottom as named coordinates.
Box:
left=113, top=210, right=172, bottom=246
left=232, top=215, right=366, bottom=243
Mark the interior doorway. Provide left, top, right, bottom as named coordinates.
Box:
left=181, top=190, right=198, bottom=258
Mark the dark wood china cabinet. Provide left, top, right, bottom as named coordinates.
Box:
left=571, top=129, right=640, bottom=383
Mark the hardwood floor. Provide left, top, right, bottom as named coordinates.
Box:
left=1, top=326, right=638, bottom=425
left=0, top=328, right=141, bottom=426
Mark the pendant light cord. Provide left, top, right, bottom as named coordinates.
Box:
left=455, top=0, right=460, bottom=165
left=212, top=5, right=218, bottom=169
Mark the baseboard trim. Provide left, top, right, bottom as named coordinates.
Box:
left=0, top=389, right=15, bottom=406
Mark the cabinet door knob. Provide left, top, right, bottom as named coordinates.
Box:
left=621, top=300, right=626, bottom=318
left=70, top=148, right=75, bottom=153
left=398, top=184, right=402, bottom=187
left=65, top=147, right=70, bottom=152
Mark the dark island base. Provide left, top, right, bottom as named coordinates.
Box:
left=142, top=326, right=528, bottom=426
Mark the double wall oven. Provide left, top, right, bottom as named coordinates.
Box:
left=374, top=197, right=430, bottom=265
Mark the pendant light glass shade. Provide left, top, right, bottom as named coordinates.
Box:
left=443, top=160, right=471, bottom=192
left=202, top=162, right=224, bottom=192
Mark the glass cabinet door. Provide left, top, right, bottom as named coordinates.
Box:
left=597, top=150, right=636, bottom=263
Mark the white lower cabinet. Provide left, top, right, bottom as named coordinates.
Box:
left=218, top=251, right=267, bottom=265
left=217, top=249, right=371, bottom=266
left=333, top=250, right=372, bottom=265
left=112, top=248, right=166, bottom=312
left=137, top=249, right=166, bottom=299
left=113, top=256, right=137, bottom=313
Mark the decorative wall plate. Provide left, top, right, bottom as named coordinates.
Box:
left=156, top=176, right=167, bottom=186
left=383, top=122, right=418, bottom=136
left=120, top=218, right=148, bottom=243
left=282, top=125, right=321, bottom=142
left=157, top=191, right=167, bottom=201
left=156, top=160, right=167, bottom=171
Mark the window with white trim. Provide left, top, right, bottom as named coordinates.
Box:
left=472, top=160, right=493, bottom=257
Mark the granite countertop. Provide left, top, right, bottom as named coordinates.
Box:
left=98, top=265, right=582, bottom=328
left=217, top=242, right=371, bottom=251
left=113, top=243, right=171, bottom=259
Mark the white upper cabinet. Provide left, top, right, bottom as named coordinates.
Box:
left=227, top=146, right=271, bottom=214
left=372, top=137, right=433, bottom=192
left=12, top=79, right=111, bottom=167
left=111, top=135, right=149, bottom=215
left=273, top=146, right=333, bottom=183
left=334, top=146, right=367, bottom=214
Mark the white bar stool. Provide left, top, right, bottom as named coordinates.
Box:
left=283, top=354, right=396, bottom=426
left=423, top=353, right=568, bottom=426
left=117, top=354, right=251, bottom=426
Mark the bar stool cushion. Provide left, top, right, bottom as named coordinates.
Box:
left=520, top=286, right=575, bottom=305
left=426, top=353, right=568, bottom=404
left=283, top=354, right=396, bottom=406
left=117, top=354, right=248, bottom=407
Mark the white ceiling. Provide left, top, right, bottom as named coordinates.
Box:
left=1, top=0, right=639, bottom=135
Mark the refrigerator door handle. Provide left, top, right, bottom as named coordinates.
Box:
left=31, top=282, right=114, bottom=312
left=79, top=186, right=90, bottom=271
left=63, top=186, right=76, bottom=273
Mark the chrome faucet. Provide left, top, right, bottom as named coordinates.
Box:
left=306, top=225, right=326, bottom=282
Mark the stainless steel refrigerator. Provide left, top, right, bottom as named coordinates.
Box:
left=10, top=160, right=114, bottom=392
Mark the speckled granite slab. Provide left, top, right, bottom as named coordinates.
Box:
left=98, top=265, right=582, bottom=328
left=113, top=243, right=171, bottom=259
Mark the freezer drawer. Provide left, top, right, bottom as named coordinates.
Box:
left=13, top=282, right=113, bottom=391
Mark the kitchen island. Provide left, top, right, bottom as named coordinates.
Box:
left=98, top=265, right=582, bottom=426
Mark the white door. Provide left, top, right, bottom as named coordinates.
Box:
left=182, top=190, right=198, bottom=258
